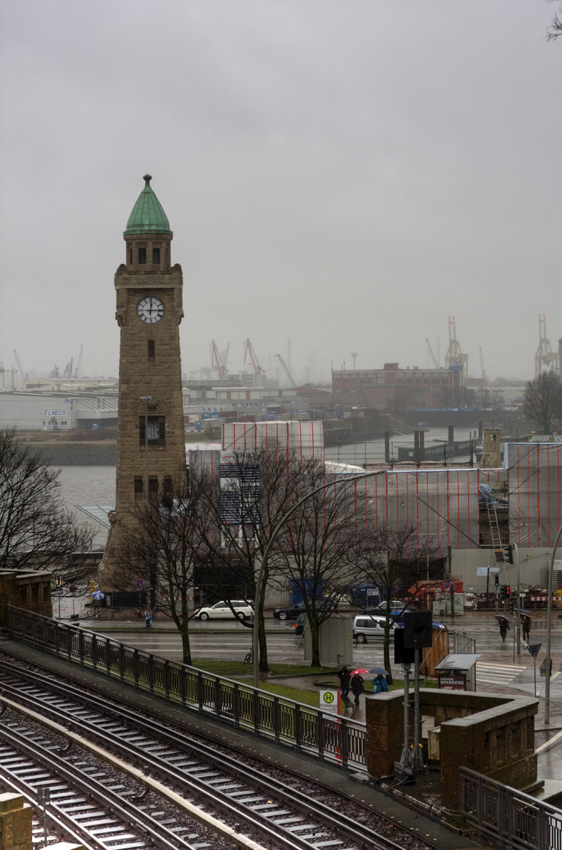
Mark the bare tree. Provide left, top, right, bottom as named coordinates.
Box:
left=357, top=523, right=437, bottom=683
left=275, top=468, right=369, bottom=667
left=523, top=371, right=562, bottom=435
left=111, top=467, right=212, bottom=665
left=547, top=0, right=562, bottom=39
left=197, top=449, right=328, bottom=673
left=0, top=427, right=94, bottom=577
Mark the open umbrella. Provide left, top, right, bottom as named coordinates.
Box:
left=495, top=614, right=509, bottom=622
left=91, top=590, right=105, bottom=601
left=368, top=667, right=389, bottom=676
left=350, top=668, right=369, bottom=676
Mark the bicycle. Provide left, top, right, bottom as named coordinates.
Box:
left=244, top=647, right=254, bottom=664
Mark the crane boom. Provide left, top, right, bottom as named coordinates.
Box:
left=244, top=338, right=265, bottom=375
left=275, top=353, right=296, bottom=388
left=13, top=349, right=26, bottom=385
left=426, top=339, right=438, bottom=369
left=210, top=340, right=229, bottom=379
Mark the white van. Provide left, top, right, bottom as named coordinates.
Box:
left=353, top=614, right=395, bottom=644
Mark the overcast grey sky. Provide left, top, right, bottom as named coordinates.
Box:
left=0, top=0, right=560, bottom=386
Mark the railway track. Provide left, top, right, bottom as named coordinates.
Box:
left=0, top=655, right=440, bottom=850
left=0, top=712, right=221, bottom=849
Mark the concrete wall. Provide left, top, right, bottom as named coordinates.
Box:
left=365, top=688, right=538, bottom=811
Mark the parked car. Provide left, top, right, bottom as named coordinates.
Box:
left=295, top=613, right=306, bottom=635
left=194, top=600, right=253, bottom=621
left=353, top=614, right=396, bottom=644
left=374, top=601, right=408, bottom=613
left=273, top=599, right=338, bottom=621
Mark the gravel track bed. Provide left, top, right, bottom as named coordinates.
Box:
left=0, top=651, right=444, bottom=850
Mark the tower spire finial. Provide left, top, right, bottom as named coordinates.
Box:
left=143, top=174, right=152, bottom=185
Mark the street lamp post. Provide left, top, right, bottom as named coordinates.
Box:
left=252, top=467, right=386, bottom=690
left=544, top=523, right=562, bottom=726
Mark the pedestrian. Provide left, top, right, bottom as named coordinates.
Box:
left=145, top=609, right=152, bottom=629
left=337, top=665, right=351, bottom=697
left=351, top=673, right=364, bottom=706
left=521, top=615, right=531, bottom=642
left=373, top=674, right=389, bottom=693
left=499, top=618, right=508, bottom=642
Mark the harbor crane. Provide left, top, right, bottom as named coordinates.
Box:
left=444, top=316, right=469, bottom=379
left=210, top=340, right=229, bottom=379
left=74, top=344, right=83, bottom=378
left=426, top=339, right=439, bottom=370
left=535, top=314, right=558, bottom=377
left=275, top=353, right=296, bottom=388
left=244, top=338, right=266, bottom=375
left=13, top=349, right=26, bottom=385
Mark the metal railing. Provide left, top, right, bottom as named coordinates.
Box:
left=460, top=767, right=562, bottom=850
left=6, top=607, right=367, bottom=773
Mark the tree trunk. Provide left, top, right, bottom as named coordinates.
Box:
left=383, top=628, right=393, bottom=685
left=180, top=620, right=192, bottom=666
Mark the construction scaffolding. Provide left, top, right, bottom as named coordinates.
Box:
left=505, top=441, right=562, bottom=549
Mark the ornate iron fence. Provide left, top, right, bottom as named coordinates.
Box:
left=460, top=767, right=562, bottom=850
left=6, top=607, right=367, bottom=773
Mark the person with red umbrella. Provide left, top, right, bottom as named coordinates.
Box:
left=350, top=669, right=366, bottom=706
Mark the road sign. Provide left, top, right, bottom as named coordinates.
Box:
left=526, top=643, right=541, bottom=658
left=55, top=574, right=63, bottom=588
left=136, top=579, right=144, bottom=588
left=69, top=585, right=77, bottom=593
left=320, top=689, right=340, bottom=714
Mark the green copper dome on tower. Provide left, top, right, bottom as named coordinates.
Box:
left=124, top=174, right=172, bottom=236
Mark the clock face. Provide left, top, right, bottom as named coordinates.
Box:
left=137, top=296, right=164, bottom=324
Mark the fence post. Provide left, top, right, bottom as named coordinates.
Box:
left=295, top=705, right=302, bottom=750
left=233, top=684, right=240, bottom=726
left=339, top=717, right=349, bottom=767
left=253, top=690, right=260, bottom=733
left=317, top=712, right=325, bottom=758
left=215, top=678, right=222, bottom=716
left=148, top=654, right=154, bottom=693
left=180, top=666, right=187, bottom=705
left=272, top=697, right=280, bottom=743
left=197, top=672, right=204, bottom=711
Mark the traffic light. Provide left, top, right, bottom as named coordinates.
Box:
left=505, top=585, right=510, bottom=598
left=500, top=584, right=506, bottom=600
left=494, top=574, right=499, bottom=589
left=504, top=544, right=514, bottom=564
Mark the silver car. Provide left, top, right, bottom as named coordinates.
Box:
left=194, top=600, right=253, bottom=621
left=353, top=614, right=396, bottom=644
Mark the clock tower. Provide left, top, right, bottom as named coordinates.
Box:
left=101, top=175, right=185, bottom=589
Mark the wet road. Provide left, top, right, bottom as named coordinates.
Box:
left=73, top=608, right=562, bottom=784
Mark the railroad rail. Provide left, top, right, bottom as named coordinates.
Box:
left=7, top=606, right=367, bottom=772
left=0, top=708, right=219, bottom=850
left=0, top=655, right=438, bottom=850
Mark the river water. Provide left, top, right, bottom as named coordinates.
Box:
left=57, top=425, right=478, bottom=541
